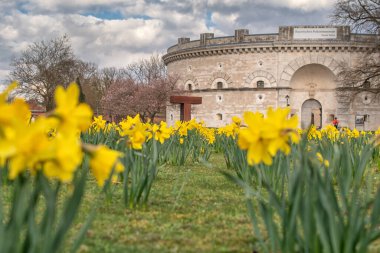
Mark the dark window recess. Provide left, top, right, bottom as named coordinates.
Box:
left=257, top=80, right=264, bottom=88
left=188, top=83, right=192, bottom=90
left=180, top=104, right=184, bottom=121
left=217, top=82, right=223, bottom=89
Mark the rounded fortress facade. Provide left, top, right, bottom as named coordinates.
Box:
left=163, top=26, right=380, bottom=130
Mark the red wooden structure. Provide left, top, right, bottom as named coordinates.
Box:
left=27, top=100, right=46, bottom=118
left=170, top=96, right=202, bottom=121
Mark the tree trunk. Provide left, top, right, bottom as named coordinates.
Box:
left=76, top=77, right=86, bottom=103
left=45, top=97, right=55, bottom=111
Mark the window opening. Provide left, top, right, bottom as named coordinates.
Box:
left=257, top=80, right=264, bottom=88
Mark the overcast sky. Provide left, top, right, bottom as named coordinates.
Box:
left=0, top=0, right=336, bottom=85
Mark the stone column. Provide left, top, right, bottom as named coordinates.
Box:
left=234, top=29, right=249, bottom=42
left=178, top=37, right=190, bottom=45
left=200, top=33, right=214, bottom=46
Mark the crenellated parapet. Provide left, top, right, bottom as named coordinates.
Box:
left=163, top=26, right=379, bottom=65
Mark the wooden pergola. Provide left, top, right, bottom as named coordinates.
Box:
left=170, top=96, right=202, bottom=121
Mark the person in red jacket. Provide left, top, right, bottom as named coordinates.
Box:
left=332, top=117, right=339, bottom=129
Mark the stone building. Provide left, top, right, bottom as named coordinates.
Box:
left=163, top=26, right=380, bottom=130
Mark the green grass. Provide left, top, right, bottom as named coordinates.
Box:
left=71, top=153, right=254, bottom=253
left=3, top=150, right=380, bottom=252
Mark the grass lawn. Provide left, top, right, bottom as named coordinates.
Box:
left=72, top=153, right=254, bottom=253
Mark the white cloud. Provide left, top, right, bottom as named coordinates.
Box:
left=210, top=12, right=239, bottom=35
left=264, top=0, right=333, bottom=11
left=0, top=0, right=337, bottom=83
left=0, top=12, right=170, bottom=73
left=0, top=70, right=10, bottom=85
left=19, top=0, right=132, bottom=13
left=208, top=0, right=333, bottom=11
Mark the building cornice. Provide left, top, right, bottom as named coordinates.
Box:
left=163, top=42, right=378, bottom=65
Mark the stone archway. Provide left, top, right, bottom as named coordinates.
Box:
left=279, top=56, right=340, bottom=87
left=183, top=74, right=199, bottom=90
left=289, top=63, right=337, bottom=128
left=301, top=99, right=322, bottom=129
left=208, top=70, right=233, bottom=88
left=289, top=63, right=337, bottom=91
left=244, top=70, right=277, bottom=87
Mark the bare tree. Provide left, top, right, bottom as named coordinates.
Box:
left=101, top=78, right=138, bottom=120
left=332, top=0, right=380, bottom=33
left=81, top=66, right=131, bottom=115
left=125, top=54, right=167, bottom=85
left=332, top=0, right=380, bottom=90
left=336, top=53, right=380, bottom=89
left=132, top=75, right=179, bottom=122
left=99, top=67, right=122, bottom=92
left=101, top=55, right=180, bottom=122
left=10, top=35, right=86, bottom=110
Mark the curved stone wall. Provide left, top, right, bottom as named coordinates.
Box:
left=164, top=26, right=379, bottom=129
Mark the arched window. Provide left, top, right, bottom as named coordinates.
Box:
left=257, top=80, right=264, bottom=88
left=188, top=83, right=192, bottom=90
left=217, top=82, right=223, bottom=89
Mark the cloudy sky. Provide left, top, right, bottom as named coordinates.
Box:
left=0, top=0, right=335, bottom=85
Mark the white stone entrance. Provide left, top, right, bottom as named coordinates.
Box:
left=301, top=99, right=322, bottom=129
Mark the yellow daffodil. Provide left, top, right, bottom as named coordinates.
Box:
left=0, top=98, right=31, bottom=129
left=374, top=127, right=380, bottom=146
left=264, top=107, right=299, bottom=155
left=232, top=116, right=242, bottom=126
left=238, top=111, right=273, bottom=165
left=199, top=127, right=215, bottom=144
left=178, top=125, right=188, bottom=137
left=308, top=125, right=321, bottom=140
left=0, top=81, right=17, bottom=103
left=316, top=152, right=329, bottom=167
left=321, top=125, right=340, bottom=141
left=92, top=115, right=107, bottom=131
left=43, top=132, right=83, bottom=182
left=238, top=108, right=299, bottom=166
left=53, top=83, right=93, bottom=133
left=119, top=115, right=149, bottom=149
left=218, top=123, right=239, bottom=138
left=89, top=145, right=124, bottom=187
left=105, top=121, right=117, bottom=132
left=152, top=122, right=172, bottom=144
left=375, top=127, right=380, bottom=136
left=4, top=117, right=55, bottom=179
left=352, top=128, right=360, bottom=138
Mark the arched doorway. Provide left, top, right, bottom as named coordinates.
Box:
left=301, top=99, right=322, bottom=129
